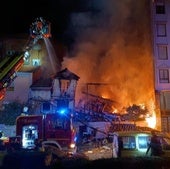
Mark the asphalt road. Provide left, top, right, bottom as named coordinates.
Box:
left=0, top=151, right=49, bottom=169
left=1, top=150, right=170, bottom=169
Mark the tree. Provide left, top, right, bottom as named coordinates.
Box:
left=0, top=102, right=23, bottom=125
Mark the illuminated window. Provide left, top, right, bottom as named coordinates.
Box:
left=122, top=136, right=136, bottom=149
left=22, top=125, right=38, bottom=148
left=156, top=2, right=165, bottom=14
left=159, top=69, right=169, bottom=83
left=157, top=45, right=168, bottom=60
left=156, top=23, right=166, bottom=37
left=32, top=59, right=40, bottom=66
left=138, top=136, right=149, bottom=149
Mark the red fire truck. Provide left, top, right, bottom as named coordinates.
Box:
left=15, top=112, right=77, bottom=154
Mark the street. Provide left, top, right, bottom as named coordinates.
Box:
left=0, top=151, right=49, bottom=169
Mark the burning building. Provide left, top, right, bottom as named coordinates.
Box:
left=1, top=0, right=170, bottom=134
left=61, top=0, right=159, bottom=130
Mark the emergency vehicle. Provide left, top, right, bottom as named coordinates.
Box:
left=16, top=112, right=77, bottom=154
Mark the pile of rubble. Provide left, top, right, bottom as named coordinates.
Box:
left=78, top=143, right=114, bottom=160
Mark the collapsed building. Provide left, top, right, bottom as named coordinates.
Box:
left=26, top=68, right=156, bottom=143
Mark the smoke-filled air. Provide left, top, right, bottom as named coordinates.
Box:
left=61, top=0, right=154, bottom=112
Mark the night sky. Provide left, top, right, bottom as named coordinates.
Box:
left=1, top=0, right=154, bottom=111
left=0, top=0, right=86, bottom=42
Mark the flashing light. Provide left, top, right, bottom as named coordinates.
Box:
left=74, top=136, right=77, bottom=142
left=58, top=108, right=68, bottom=115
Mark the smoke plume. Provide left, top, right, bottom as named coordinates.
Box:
left=62, top=0, right=154, bottom=111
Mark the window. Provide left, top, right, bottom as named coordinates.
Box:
left=157, top=45, right=168, bottom=60
left=122, top=136, right=136, bottom=149
left=6, top=50, right=15, bottom=56
left=138, top=136, right=150, bottom=149
left=32, top=59, right=40, bottom=66
left=60, top=79, right=70, bottom=96
left=159, top=69, right=169, bottom=83
left=156, top=23, right=166, bottom=37
left=156, top=2, right=165, bottom=14
left=22, top=125, right=38, bottom=148
left=43, top=102, right=51, bottom=111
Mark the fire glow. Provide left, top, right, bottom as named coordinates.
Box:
left=101, top=94, right=157, bottom=129
left=145, top=99, right=157, bottom=129
left=145, top=113, right=156, bottom=129
left=61, top=1, right=158, bottom=129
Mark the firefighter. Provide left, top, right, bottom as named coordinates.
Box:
left=13, top=138, right=21, bottom=151
left=117, top=136, right=123, bottom=158
left=146, top=130, right=163, bottom=156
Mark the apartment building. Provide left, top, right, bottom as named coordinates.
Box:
left=151, top=0, right=170, bottom=132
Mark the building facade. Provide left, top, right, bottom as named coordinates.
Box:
left=151, top=0, right=170, bottom=132
left=0, top=34, right=55, bottom=104
left=28, top=68, right=80, bottom=115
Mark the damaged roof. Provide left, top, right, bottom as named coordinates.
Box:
left=30, top=68, right=79, bottom=89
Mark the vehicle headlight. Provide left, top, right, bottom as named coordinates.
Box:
left=70, top=143, right=76, bottom=149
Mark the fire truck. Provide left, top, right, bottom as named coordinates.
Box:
left=0, top=19, right=79, bottom=155
left=15, top=112, right=77, bottom=154
left=0, top=17, right=51, bottom=100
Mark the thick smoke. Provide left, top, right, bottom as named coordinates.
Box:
left=62, top=0, right=154, bottom=111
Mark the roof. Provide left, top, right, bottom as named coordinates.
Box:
left=53, top=68, right=80, bottom=80
left=30, top=77, right=52, bottom=89
left=19, top=66, right=41, bottom=73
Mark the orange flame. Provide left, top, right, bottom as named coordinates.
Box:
left=145, top=113, right=156, bottom=129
